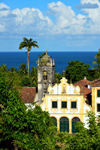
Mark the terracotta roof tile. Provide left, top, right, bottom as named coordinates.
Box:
left=89, top=78, right=100, bottom=87
left=74, top=79, right=91, bottom=104
left=74, top=79, right=90, bottom=87
left=20, top=87, right=36, bottom=103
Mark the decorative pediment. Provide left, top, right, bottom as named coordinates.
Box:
left=60, top=77, right=68, bottom=84
left=48, top=77, right=80, bottom=95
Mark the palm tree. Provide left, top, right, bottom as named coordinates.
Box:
left=19, top=37, right=39, bottom=75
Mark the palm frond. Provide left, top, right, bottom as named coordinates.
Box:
left=19, top=37, right=39, bottom=74
left=92, top=60, right=97, bottom=64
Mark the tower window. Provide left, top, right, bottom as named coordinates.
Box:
left=43, top=71, right=47, bottom=80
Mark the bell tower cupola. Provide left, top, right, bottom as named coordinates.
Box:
left=37, top=50, right=55, bottom=104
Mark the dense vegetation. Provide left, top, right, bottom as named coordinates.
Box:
left=1, top=73, right=100, bottom=150
left=1, top=50, right=100, bottom=149
left=65, top=60, right=95, bottom=83
left=0, top=73, right=57, bottom=150
left=0, top=63, right=37, bottom=90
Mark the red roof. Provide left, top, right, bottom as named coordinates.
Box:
left=74, top=79, right=90, bottom=87
left=89, top=78, right=100, bottom=87
left=21, top=87, right=36, bottom=103
left=74, top=79, right=91, bottom=104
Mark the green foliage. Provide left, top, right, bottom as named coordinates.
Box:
left=36, top=57, right=51, bottom=66
left=38, top=52, right=46, bottom=59
left=93, top=49, right=100, bottom=70
left=19, top=37, right=39, bottom=51
left=0, top=64, right=37, bottom=89
left=21, top=76, right=35, bottom=87
left=55, top=72, right=63, bottom=83
left=38, top=58, right=50, bottom=66
left=36, top=52, right=52, bottom=66
left=30, top=66, right=37, bottom=77
left=30, top=66, right=37, bottom=87
left=66, top=60, right=95, bottom=83
left=0, top=74, right=57, bottom=149
left=53, top=112, right=100, bottom=150
left=0, top=64, right=8, bottom=72
left=92, top=49, right=100, bottom=79
left=9, top=67, right=17, bottom=72
left=38, top=52, right=52, bottom=59
left=18, top=63, right=28, bottom=74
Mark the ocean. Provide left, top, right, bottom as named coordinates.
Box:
left=0, top=51, right=97, bottom=73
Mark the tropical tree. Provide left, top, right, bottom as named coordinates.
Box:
left=9, top=66, right=17, bottom=72
left=65, top=60, right=95, bottom=83
left=18, top=63, right=28, bottom=75
left=0, top=64, right=8, bottom=72
left=55, top=72, right=63, bottom=83
left=0, top=73, right=57, bottom=150
left=30, top=66, right=37, bottom=86
left=92, top=49, right=100, bottom=78
left=19, top=37, right=39, bottom=75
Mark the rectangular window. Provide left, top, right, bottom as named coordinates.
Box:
left=71, top=101, right=76, bottom=108
left=52, top=101, right=57, bottom=108
left=97, top=104, right=100, bottom=112
left=97, top=90, right=100, bottom=97
left=62, top=101, right=67, bottom=108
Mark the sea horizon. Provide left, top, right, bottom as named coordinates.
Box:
left=0, top=51, right=98, bottom=73
left=0, top=51, right=98, bottom=52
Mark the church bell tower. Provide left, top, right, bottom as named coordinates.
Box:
left=37, top=50, right=55, bottom=105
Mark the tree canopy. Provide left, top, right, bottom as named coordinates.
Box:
left=0, top=73, right=57, bottom=150
left=92, top=49, right=100, bottom=78
left=65, top=60, right=95, bottom=83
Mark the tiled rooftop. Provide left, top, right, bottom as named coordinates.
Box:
left=89, top=78, right=100, bottom=87
left=21, top=87, right=36, bottom=103
left=74, top=79, right=91, bottom=104
left=74, top=79, right=90, bottom=87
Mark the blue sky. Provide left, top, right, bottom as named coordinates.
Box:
left=0, top=0, right=100, bottom=52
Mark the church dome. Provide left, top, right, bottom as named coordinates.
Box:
left=41, top=50, right=51, bottom=60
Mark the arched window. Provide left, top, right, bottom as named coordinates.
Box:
left=43, top=71, right=47, bottom=80
left=60, top=117, right=69, bottom=132
left=72, top=117, right=80, bottom=133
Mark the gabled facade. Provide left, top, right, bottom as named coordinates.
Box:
left=40, top=77, right=91, bottom=134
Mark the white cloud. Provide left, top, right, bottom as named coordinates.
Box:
left=0, top=24, right=6, bottom=32
left=0, top=1, right=100, bottom=42
left=47, top=1, right=87, bottom=35
left=11, top=7, right=53, bottom=37
left=81, top=0, right=99, bottom=5
left=0, top=3, right=10, bottom=17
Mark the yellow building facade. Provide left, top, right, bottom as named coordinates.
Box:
left=40, top=77, right=91, bottom=134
